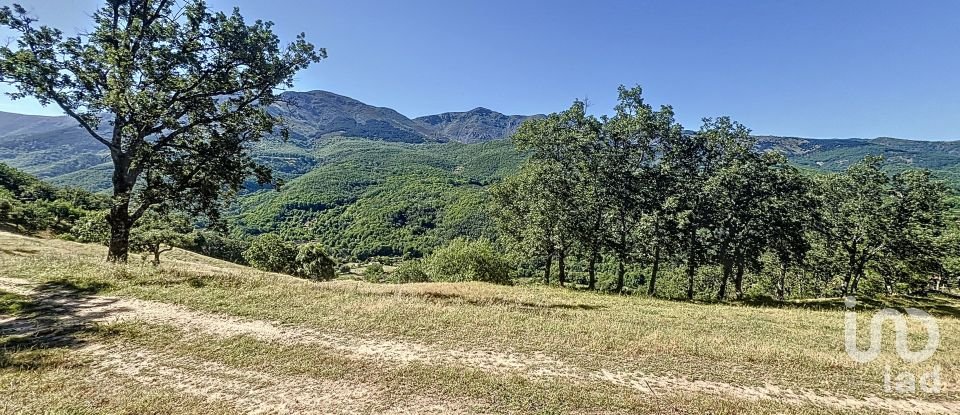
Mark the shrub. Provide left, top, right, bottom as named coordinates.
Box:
left=388, top=260, right=430, bottom=283
left=296, top=243, right=336, bottom=281
left=243, top=233, right=298, bottom=274
left=11, top=201, right=55, bottom=234
left=130, top=212, right=194, bottom=265
left=189, top=231, right=250, bottom=265
left=338, top=264, right=352, bottom=274
left=363, top=262, right=385, bottom=282
left=423, top=238, right=511, bottom=284
left=64, top=210, right=110, bottom=244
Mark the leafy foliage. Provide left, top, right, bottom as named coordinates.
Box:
left=422, top=238, right=511, bottom=284
left=0, top=162, right=108, bottom=235
left=387, top=260, right=430, bottom=283
left=295, top=243, right=336, bottom=281
left=234, top=138, right=524, bottom=260
left=493, top=86, right=957, bottom=299
left=362, top=262, right=385, bottom=282
left=130, top=212, right=194, bottom=265
left=0, top=0, right=323, bottom=261
left=243, top=233, right=298, bottom=275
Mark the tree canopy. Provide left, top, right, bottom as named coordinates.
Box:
left=0, top=0, right=323, bottom=261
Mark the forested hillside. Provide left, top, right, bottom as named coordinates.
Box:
left=5, top=91, right=960, bottom=193
left=234, top=138, right=525, bottom=259
left=2, top=90, right=960, bottom=292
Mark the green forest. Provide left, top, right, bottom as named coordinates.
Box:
left=0, top=0, right=955, bottom=304
left=3, top=87, right=958, bottom=301
left=490, top=87, right=959, bottom=299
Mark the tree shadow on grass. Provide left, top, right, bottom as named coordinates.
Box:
left=356, top=289, right=606, bottom=311
left=0, top=247, right=40, bottom=256
left=739, top=294, right=960, bottom=319
left=0, top=280, right=125, bottom=370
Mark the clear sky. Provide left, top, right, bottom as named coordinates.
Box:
left=1, top=0, right=959, bottom=140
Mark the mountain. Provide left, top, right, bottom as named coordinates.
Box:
left=0, top=111, right=110, bottom=186
left=3, top=90, right=960, bottom=194
left=272, top=90, right=438, bottom=144
left=3, top=93, right=960, bottom=260
left=756, top=136, right=960, bottom=184
left=0, top=91, right=543, bottom=188
left=271, top=91, right=542, bottom=144
left=414, top=107, right=543, bottom=144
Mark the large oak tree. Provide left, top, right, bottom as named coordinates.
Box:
left=0, top=0, right=323, bottom=261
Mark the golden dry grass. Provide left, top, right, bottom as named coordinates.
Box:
left=0, top=231, right=957, bottom=414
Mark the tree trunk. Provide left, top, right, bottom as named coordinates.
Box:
left=616, top=216, right=628, bottom=293
left=685, top=234, right=697, bottom=300
left=587, top=250, right=597, bottom=290
left=842, top=248, right=857, bottom=296
left=543, top=252, right=553, bottom=285
left=734, top=261, right=745, bottom=300
left=776, top=262, right=788, bottom=301
left=647, top=244, right=661, bottom=296
left=718, top=259, right=732, bottom=300
left=850, top=259, right=865, bottom=295
left=616, top=255, right=626, bottom=293
left=107, top=152, right=135, bottom=263
left=107, top=203, right=132, bottom=262
left=152, top=247, right=161, bottom=266
left=558, top=247, right=567, bottom=287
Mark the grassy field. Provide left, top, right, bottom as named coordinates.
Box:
left=1, top=231, right=958, bottom=414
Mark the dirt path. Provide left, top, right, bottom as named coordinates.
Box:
left=80, top=344, right=467, bottom=415
left=1, top=276, right=957, bottom=414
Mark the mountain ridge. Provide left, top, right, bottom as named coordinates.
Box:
left=2, top=90, right=960, bottom=191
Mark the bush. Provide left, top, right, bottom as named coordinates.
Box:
left=363, top=262, right=385, bottom=282
left=64, top=210, right=110, bottom=244
left=423, top=238, right=511, bottom=284
left=189, top=231, right=250, bottom=265
left=296, top=243, right=336, bottom=281
left=11, top=201, right=55, bottom=234
left=338, top=264, right=352, bottom=274
left=243, top=233, right=298, bottom=274
left=130, top=212, right=194, bottom=265
left=387, top=260, right=430, bottom=283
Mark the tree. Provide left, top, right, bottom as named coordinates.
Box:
left=190, top=230, right=249, bottom=264
left=705, top=150, right=811, bottom=301
left=490, top=164, right=558, bottom=284
left=68, top=210, right=111, bottom=244
left=244, top=233, right=298, bottom=274
left=130, top=211, right=193, bottom=265
left=423, top=238, right=511, bottom=284
left=876, top=170, right=948, bottom=293
left=764, top=159, right=816, bottom=301
left=0, top=1, right=323, bottom=262
left=667, top=118, right=743, bottom=299
left=296, top=242, right=336, bottom=281
left=817, top=157, right=893, bottom=295
left=602, top=85, right=682, bottom=293
left=511, top=100, right=599, bottom=286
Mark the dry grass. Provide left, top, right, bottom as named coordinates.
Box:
left=0, top=231, right=957, bottom=414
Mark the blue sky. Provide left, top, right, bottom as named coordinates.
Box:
left=1, top=0, right=959, bottom=140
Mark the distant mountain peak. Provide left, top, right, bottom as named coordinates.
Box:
left=413, top=108, right=541, bottom=144
left=267, top=90, right=538, bottom=144
left=467, top=107, right=495, bottom=115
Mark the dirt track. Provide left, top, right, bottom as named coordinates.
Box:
left=1, top=276, right=957, bottom=414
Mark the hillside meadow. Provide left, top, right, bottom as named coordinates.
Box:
left=1, top=231, right=957, bottom=414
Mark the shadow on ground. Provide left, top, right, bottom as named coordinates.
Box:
left=353, top=289, right=606, bottom=311
left=0, top=280, right=123, bottom=370
left=739, top=293, right=960, bottom=319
